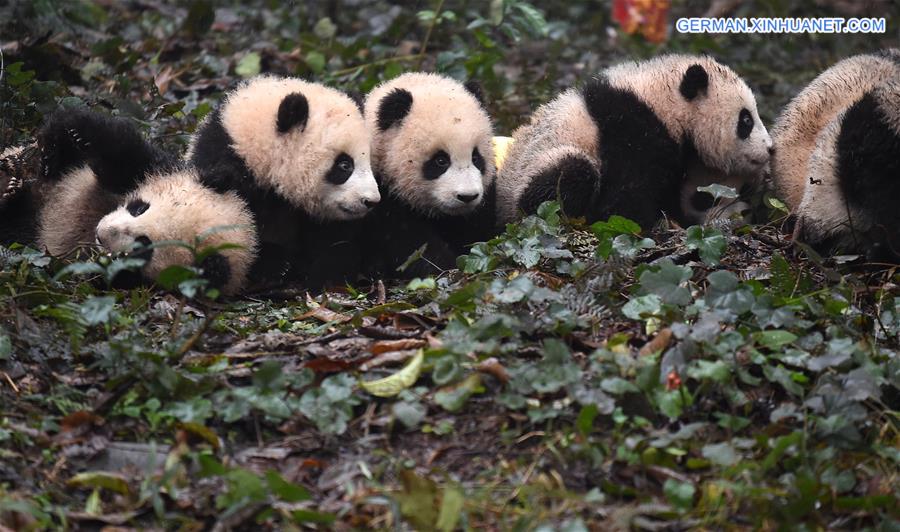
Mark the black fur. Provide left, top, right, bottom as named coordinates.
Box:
left=200, top=252, right=232, bottom=289
left=359, top=180, right=498, bottom=279
left=423, top=150, right=451, bottom=180
left=376, top=88, right=413, bottom=131
left=38, top=109, right=174, bottom=194
left=737, top=109, right=754, bottom=140
left=463, top=80, right=485, bottom=105
left=276, top=92, right=309, bottom=133
left=190, top=108, right=369, bottom=288
left=472, top=148, right=486, bottom=174
left=835, top=92, right=900, bottom=258
left=191, top=108, right=302, bottom=285
left=0, top=187, right=42, bottom=247
left=679, top=64, right=709, bottom=101
left=581, top=78, right=685, bottom=227
left=325, top=153, right=354, bottom=185
left=132, top=235, right=154, bottom=263
left=2, top=109, right=172, bottom=248
left=518, top=154, right=599, bottom=220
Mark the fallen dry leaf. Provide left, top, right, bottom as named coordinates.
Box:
left=370, top=338, right=427, bottom=355
left=639, top=327, right=672, bottom=356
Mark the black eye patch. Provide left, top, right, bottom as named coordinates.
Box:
left=472, top=147, right=485, bottom=174
left=691, top=191, right=715, bottom=212
left=325, top=153, right=354, bottom=185
left=737, top=108, right=754, bottom=140
left=423, top=150, right=451, bottom=180
left=126, top=199, right=149, bottom=217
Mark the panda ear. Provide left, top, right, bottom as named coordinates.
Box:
left=277, top=92, right=309, bottom=133
left=679, top=64, right=709, bottom=101
left=463, top=80, right=485, bottom=105
left=377, top=88, right=413, bottom=131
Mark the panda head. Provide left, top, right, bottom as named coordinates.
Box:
left=214, top=76, right=380, bottom=221
left=95, top=170, right=258, bottom=295
left=676, top=59, right=773, bottom=178
left=364, top=73, right=495, bottom=217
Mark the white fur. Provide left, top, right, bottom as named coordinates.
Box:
left=364, top=73, right=495, bottom=217
left=96, top=170, right=258, bottom=295
left=497, top=90, right=600, bottom=223
left=771, top=50, right=900, bottom=210
left=221, top=75, right=380, bottom=221
left=38, top=166, right=121, bottom=257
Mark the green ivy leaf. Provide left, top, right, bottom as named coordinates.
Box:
left=638, top=259, right=692, bottom=306
left=0, top=333, right=10, bottom=360
left=156, top=265, right=198, bottom=290
left=685, top=225, right=727, bottom=265
left=305, top=51, right=326, bottom=74
left=701, top=442, right=740, bottom=467
left=79, top=296, right=116, bottom=326
left=697, top=183, right=738, bottom=200
left=434, top=373, right=483, bottom=412
left=235, top=52, right=261, bottom=78
left=663, top=478, right=696, bottom=512
left=265, top=471, right=310, bottom=503
left=622, top=294, right=662, bottom=320
left=753, top=330, right=797, bottom=351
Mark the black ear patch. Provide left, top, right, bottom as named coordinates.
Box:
left=679, top=64, right=709, bottom=101
left=377, top=88, right=413, bottom=131
left=200, top=252, right=232, bottom=290
left=277, top=92, right=309, bottom=133
left=463, top=80, right=485, bottom=105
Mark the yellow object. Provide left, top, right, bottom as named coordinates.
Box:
left=359, top=349, right=424, bottom=397
left=492, top=136, right=515, bottom=172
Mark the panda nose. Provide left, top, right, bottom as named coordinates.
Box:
left=457, top=193, right=479, bottom=204
left=768, top=145, right=776, bottom=155
left=362, top=198, right=379, bottom=209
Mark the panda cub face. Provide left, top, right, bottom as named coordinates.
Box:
left=216, top=77, right=380, bottom=222
left=365, top=73, right=495, bottom=217
left=678, top=62, right=773, bottom=177
left=95, top=170, right=257, bottom=294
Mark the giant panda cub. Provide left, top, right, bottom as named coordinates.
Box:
left=1, top=109, right=257, bottom=295
left=771, top=50, right=900, bottom=259
left=187, top=75, right=380, bottom=285
left=361, top=72, right=497, bottom=277
left=496, top=54, right=773, bottom=229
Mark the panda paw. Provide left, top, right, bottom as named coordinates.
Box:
left=67, top=127, right=92, bottom=151
left=0, top=143, right=39, bottom=206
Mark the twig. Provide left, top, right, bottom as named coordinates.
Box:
left=3, top=371, right=19, bottom=393
left=330, top=54, right=421, bottom=77
left=173, top=311, right=219, bottom=360
left=417, top=0, right=445, bottom=69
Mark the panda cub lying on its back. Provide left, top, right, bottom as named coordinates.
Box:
left=771, top=49, right=900, bottom=260
left=0, top=109, right=257, bottom=295
left=496, top=54, right=773, bottom=229
left=361, top=73, right=497, bottom=278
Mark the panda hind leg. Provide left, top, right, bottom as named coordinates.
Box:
left=517, top=153, right=600, bottom=219
left=38, top=109, right=173, bottom=193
